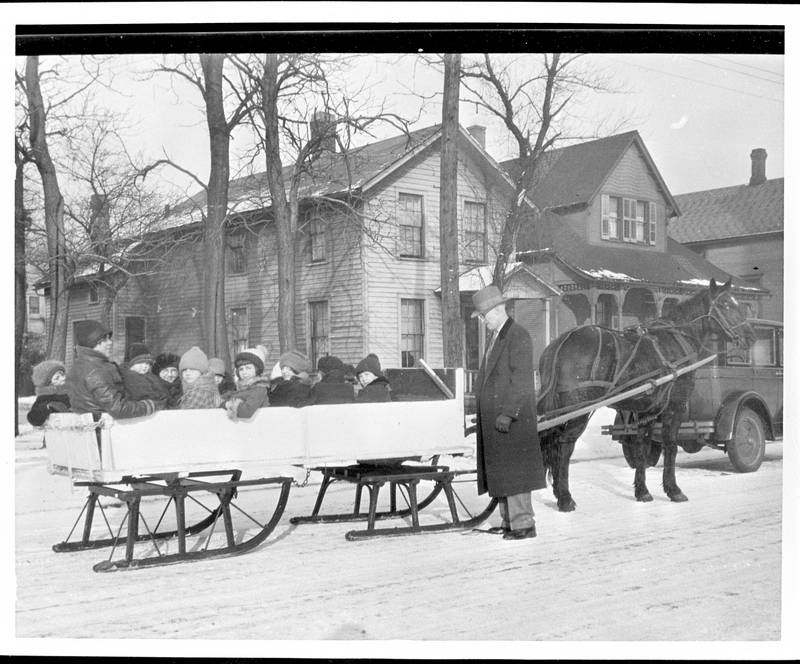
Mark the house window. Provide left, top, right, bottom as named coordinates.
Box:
left=227, top=232, right=246, bottom=275
left=602, top=195, right=656, bottom=246
left=229, top=306, right=248, bottom=355
left=400, top=298, right=425, bottom=368
left=463, top=201, right=487, bottom=262
left=125, top=316, right=146, bottom=349
left=309, top=216, right=327, bottom=262
left=308, top=300, right=329, bottom=368
left=28, top=295, right=40, bottom=315
left=398, top=193, right=424, bottom=257
left=88, top=283, right=99, bottom=304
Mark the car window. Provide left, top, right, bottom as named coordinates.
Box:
left=752, top=326, right=777, bottom=367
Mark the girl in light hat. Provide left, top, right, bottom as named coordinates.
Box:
left=224, top=345, right=272, bottom=420
left=177, top=346, right=224, bottom=409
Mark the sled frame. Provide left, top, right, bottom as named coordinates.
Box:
left=53, top=469, right=293, bottom=572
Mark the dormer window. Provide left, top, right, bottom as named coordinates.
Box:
left=602, top=195, right=656, bottom=246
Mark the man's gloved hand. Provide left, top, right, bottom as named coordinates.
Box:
left=495, top=414, right=513, bottom=433
left=48, top=401, right=69, bottom=413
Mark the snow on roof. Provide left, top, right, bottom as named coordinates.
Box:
left=579, top=268, right=643, bottom=282
left=455, top=262, right=524, bottom=291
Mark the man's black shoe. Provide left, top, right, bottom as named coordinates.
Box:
left=502, top=526, right=536, bottom=540
left=485, top=526, right=509, bottom=535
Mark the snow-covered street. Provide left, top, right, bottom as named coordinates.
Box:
left=12, top=409, right=792, bottom=656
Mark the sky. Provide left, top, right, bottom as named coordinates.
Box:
left=64, top=50, right=784, bottom=200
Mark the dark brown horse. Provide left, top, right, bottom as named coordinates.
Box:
left=537, top=279, right=756, bottom=511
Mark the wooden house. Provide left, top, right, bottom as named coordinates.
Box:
left=670, top=149, right=783, bottom=322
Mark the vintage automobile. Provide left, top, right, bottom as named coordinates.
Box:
left=604, top=319, right=783, bottom=473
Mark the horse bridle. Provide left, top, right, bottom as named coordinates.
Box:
left=696, top=290, right=750, bottom=346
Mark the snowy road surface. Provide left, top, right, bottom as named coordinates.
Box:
left=12, top=409, right=794, bottom=656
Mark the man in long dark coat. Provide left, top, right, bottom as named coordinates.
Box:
left=472, top=285, right=546, bottom=540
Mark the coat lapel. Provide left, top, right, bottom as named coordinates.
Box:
left=483, top=318, right=512, bottom=386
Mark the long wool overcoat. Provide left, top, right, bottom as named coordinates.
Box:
left=475, top=317, right=547, bottom=497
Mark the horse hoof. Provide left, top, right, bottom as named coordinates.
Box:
left=636, top=492, right=653, bottom=502
left=558, top=499, right=576, bottom=512
left=668, top=492, right=688, bottom=502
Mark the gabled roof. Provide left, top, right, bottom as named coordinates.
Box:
left=516, top=212, right=764, bottom=293
left=670, top=178, right=784, bottom=243
left=167, top=123, right=523, bottom=228
left=501, top=131, right=680, bottom=216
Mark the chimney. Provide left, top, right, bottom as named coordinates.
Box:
left=749, top=148, right=767, bottom=186
left=310, top=110, right=336, bottom=154
left=467, top=124, right=486, bottom=149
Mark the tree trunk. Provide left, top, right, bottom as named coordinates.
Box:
left=199, top=54, right=231, bottom=358
left=261, top=54, right=297, bottom=353
left=15, top=154, right=27, bottom=436
left=439, top=53, right=463, bottom=368
left=25, top=55, right=69, bottom=362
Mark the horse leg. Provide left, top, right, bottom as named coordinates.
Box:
left=632, top=433, right=653, bottom=502
left=661, top=410, right=688, bottom=502
left=555, top=437, right=577, bottom=512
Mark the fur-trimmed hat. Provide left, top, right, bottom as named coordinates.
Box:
left=317, top=355, right=344, bottom=374
left=179, top=346, right=209, bottom=373
left=208, top=357, right=227, bottom=377
left=355, top=353, right=382, bottom=377
left=153, top=352, right=180, bottom=375
left=75, top=320, right=112, bottom=348
left=279, top=350, right=311, bottom=375
left=125, top=342, right=153, bottom=367
left=32, top=359, right=66, bottom=388
left=235, top=345, right=267, bottom=375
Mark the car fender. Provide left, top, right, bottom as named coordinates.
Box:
left=714, top=391, right=774, bottom=442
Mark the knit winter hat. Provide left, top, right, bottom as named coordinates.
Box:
left=355, top=353, right=382, bottom=377
left=153, top=352, right=180, bottom=375
left=125, top=342, right=153, bottom=367
left=279, top=350, right=311, bottom=375
left=75, top=320, right=112, bottom=348
left=208, top=357, right=227, bottom=377
left=32, top=359, right=66, bottom=388
left=179, top=346, right=209, bottom=373
left=317, top=355, right=344, bottom=374
left=235, top=345, right=267, bottom=375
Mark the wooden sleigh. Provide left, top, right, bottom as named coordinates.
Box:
left=45, top=366, right=495, bottom=571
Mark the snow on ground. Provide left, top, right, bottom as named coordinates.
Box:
left=11, top=408, right=792, bottom=657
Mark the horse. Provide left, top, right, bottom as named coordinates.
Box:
left=536, top=278, right=756, bottom=512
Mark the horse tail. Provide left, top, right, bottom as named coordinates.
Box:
left=540, top=429, right=561, bottom=485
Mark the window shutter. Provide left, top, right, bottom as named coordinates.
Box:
left=648, top=202, right=657, bottom=245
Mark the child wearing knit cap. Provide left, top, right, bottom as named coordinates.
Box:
left=269, top=350, right=314, bottom=407
left=26, top=359, right=71, bottom=426
left=209, top=357, right=236, bottom=395
left=177, top=346, right=224, bottom=409
left=355, top=353, right=392, bottom=402
left=223, top=345, right=272, bottom=420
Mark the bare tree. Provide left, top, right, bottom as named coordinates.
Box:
left=22, top=56, right=71, bottom=361
left=233, top=53, right=415, bottom=353
left=439, top=53, right=463, bottom=367
left=459, top=53, right=618, bottom=287
left=149, top=54, right=256, bottom=357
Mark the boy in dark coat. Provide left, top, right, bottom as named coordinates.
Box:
left=66, top=320, right=159, bottom=419
left=354, top=353, right=391, bottom=402
left=471, top=285, right=545, bottom=541
left=209, top=357, right=236, bottom=395
left=120, top=343, right=171, bottom=403
left=269, top=350, right=314, bottom=407
left=153, top=352, right=182, bottom=408
left=27, top=359, right=70, bottom=426
left=224, top=345, right=272, bottom=420
left=311, top=355, right=355, bottom=404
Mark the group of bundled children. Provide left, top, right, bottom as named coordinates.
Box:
left=27, top=318, right=392, bottom=427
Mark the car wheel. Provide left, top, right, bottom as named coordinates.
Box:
left=727, top=407, right=766, bottom=473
